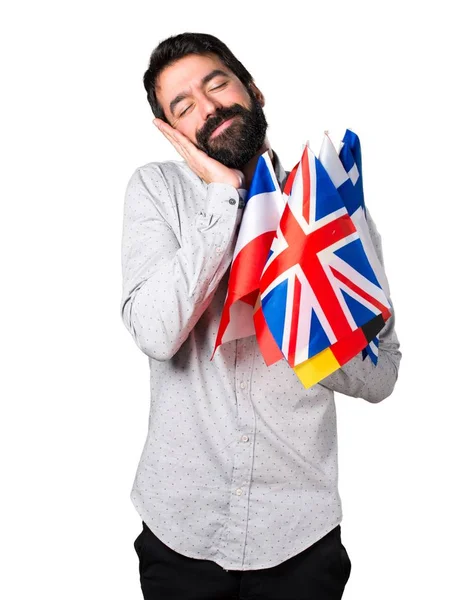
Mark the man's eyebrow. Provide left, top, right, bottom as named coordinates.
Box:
left=169, top=69, right=230, bottom=116
left=201, top=69, right=229, bottom=86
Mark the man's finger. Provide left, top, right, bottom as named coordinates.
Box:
left=155, top=122, right=190, bottom=159
left=153, top=118, right=219, bottom=184
left=154, top=119, right=200, bottom=158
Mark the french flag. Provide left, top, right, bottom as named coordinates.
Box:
left=212, top=152, right=284, bottom=355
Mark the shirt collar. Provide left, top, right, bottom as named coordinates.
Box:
left=271, top=149, right=288, bottom=192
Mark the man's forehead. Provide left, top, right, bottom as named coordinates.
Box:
left=156, top=54, right=233, bottom=98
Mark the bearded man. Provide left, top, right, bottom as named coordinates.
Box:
left=120, top=32, right=401, bottom=600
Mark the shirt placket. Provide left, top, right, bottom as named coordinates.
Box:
left=221, top=335, right=256, bottom=569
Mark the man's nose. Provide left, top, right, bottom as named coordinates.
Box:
left=198, top=94, right=221, bottom=121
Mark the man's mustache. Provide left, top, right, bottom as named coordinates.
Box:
left=197, top=105, right=247, bottom=143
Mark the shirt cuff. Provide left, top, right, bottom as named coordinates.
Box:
left=205, top=182, right=241, bottom=217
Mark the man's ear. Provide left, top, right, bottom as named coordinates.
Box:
left=248, top=82, right=265, bottom=107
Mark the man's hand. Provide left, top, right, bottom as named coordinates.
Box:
left=153, top=118, right=245, bottom=189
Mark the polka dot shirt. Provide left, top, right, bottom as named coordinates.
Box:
left=120, top=151, right=402, bottom=570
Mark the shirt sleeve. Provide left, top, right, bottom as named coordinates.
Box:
left=120, top=164, right=240, bottom=361
left=318, top=206, right=402, bottom=403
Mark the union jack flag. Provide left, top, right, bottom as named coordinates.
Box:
left=318, top=130, right=391, bottom=364
left=259, top=142, right=392, bottom=387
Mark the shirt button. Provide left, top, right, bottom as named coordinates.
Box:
left=240, top=381, right=246, bottom=389
left=229, top=198, right=236, bottom=205
left=241, top=435, right=249, bottom=443
left=235, top=488, right=243, bottom=496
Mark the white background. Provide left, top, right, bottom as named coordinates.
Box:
left=1, top=1, right=456, bottom=598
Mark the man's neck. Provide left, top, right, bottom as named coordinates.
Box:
left=241, top=138, right=273, bottom=188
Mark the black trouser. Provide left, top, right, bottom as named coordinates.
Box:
left=133, top=521, right=351, bottom=599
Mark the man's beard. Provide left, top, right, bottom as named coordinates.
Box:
left=195, top=90, right=268, bottom=170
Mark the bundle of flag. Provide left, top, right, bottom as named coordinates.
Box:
left=213, top=129, right=392, bottom=388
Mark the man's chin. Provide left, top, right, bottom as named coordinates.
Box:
left=203, top=128, right=248, bottom=163
left=207, top=152, right=241, bottom=169
left=200, top=142, right=237, bottom=166
left=198, top=118, right=266, bottom=169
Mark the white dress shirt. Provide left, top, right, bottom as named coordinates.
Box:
left=120, top=150, right=401, bottom=570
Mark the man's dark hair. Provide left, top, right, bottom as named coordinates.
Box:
left=143, top=32, right=254, bottom=123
